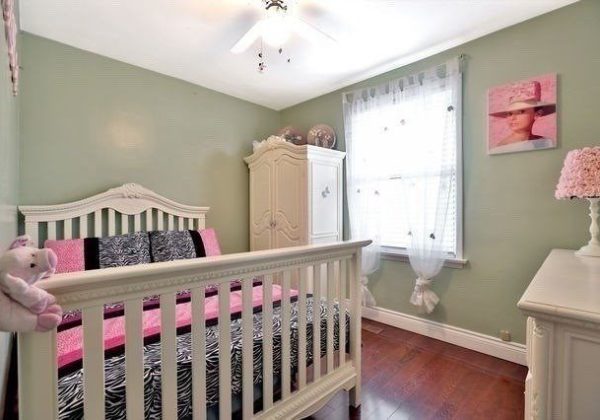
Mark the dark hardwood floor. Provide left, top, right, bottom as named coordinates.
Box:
left=309, top=319, right=527, bottom=420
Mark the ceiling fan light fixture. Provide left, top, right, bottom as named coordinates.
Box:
left=261, top=8, right=290, bottom=47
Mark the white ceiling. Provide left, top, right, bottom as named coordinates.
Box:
left=19, top=0, right=577, bottom=110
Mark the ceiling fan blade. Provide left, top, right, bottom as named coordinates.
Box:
left=290, top=17, right=337, bottom=45
left=231, top=20, right=264, bottom=54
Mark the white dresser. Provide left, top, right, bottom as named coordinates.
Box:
left=244, top=139, right=345, bottom=251
left=518, top=249, right=600, bottom=420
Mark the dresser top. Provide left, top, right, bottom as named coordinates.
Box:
left=518, top=249, right=600, bottom=324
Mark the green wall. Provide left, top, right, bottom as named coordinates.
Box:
left=0, top=17, right=19, bottom=416
left=19, top=34, right=281, bottom=253
left=280, top=0, right=600, bottom=344
left=0, top=21, right=19, bottom=253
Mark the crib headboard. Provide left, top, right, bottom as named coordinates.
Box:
left=19, top=183, right=210, bottom=247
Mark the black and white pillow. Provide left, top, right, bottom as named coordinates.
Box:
left=84, top=232, right=151, bottom=269
left=149, top=230, right=196, bottom=262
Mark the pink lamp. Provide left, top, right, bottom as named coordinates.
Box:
left=556, top=147, right=600, bottom=257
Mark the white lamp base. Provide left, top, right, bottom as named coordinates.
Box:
left=577, top=198, right=600, bottom=258
left=576, top=243, right=600, bottom=257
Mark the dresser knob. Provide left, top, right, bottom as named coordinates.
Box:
left=322, top=186, right=331, bottom=198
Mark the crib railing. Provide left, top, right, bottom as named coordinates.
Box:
left=18, top=240, right=368, bottom=420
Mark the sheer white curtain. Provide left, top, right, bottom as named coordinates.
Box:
left=343, top=58, right=461, bottom=311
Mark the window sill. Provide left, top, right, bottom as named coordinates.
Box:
left=381, top=247, right=468, bottom=269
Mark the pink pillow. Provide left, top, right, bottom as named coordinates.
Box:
left=44, top=239, right=85, bottom=274
left=199, top=228, right=221, bottom=256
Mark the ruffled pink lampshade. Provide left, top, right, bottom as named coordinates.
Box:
left=555, top=147, right=600, bottom=199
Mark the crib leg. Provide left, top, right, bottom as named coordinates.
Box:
left=349, top=383, right=361, bottom=408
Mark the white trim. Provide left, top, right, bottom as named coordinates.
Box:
left=380, top=246, right=467, bottom=269
left=455, top=70, right=464, bottom=260
left=362, top=305, right=526, bottom=366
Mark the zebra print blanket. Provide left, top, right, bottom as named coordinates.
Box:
left=56, top=296, right=348, bottom=419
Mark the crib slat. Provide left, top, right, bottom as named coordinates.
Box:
left=168, top=214, right=174, bottom=230
left=47, top=221, right=57, bottom=241
left=83, top=306, right=105, bottom=420
left=327, top=262, right=335, bottom=374
left=187, top=218, right=194, bottom=230
left=312, top=265, right=321, bottom=382
left=18, top=330, right=59, bottom=419
left=241, top=279, right=253, bottom=419
left=94, top=210, right=102, bottom=236
left=134, top=214, right=141, bottom=232
left=25, top=221, right=39, bottom=247
left=298, top=268, right=308, bottom=389
left=125, top=299, right=144, bottom=420
left=78, top=215, right=87, bottom=238
left=161, top=292, right=178, bottom=419
left=339, top=259, right=347, bottom=366
left=145, top=210, right=153, bottom=231
left=262, top=275, right=274, bottom=410
left=122, top=213, right=130, bottom=233
left=177, top=216, right=184, bottom=231
left=157, top=210, right=164, bottom=230
left=349, top=250, right=362, bottom=407
left=192, top=287, right=207, bottom=420
left=218, top=282, right=232, bottom=418
left=281, top=270, right=292, bottom=399
left=108, top=209, right=116, bottom=235
left=64, top=218, right=72, bottom=239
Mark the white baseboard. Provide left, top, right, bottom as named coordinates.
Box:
left=362, top=305, right=527, bottom=366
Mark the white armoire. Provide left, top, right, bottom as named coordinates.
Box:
left=244, top=137, right=345, bottom=251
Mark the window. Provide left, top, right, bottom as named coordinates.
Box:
left=344, top=62, right=462, bottom=260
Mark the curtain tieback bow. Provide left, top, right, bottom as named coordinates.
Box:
left=409, top=277, right=440, bottom=314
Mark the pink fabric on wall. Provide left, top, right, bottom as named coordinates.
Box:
left=44, top=239, right=85, bottom=274
left=56, top=284, right=297, bottom=369
left=200, top=228, right=222, bottom=256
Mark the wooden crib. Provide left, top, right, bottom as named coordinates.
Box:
left=16, top=183, right=367, bottom=419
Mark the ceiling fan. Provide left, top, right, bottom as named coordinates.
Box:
left=230, top=0, right=336, bottom=54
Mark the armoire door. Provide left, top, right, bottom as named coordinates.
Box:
left=310, top=160, right=341, bottom=243
left=249, top=159, right=273, bottom=251
left=273, top=154, right=307, bottom=248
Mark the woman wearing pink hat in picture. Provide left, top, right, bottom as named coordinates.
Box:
left=488, top=80, right=556, bottom=154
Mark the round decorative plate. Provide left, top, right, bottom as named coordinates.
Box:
left=277, top=126, right=306, bottom=145
left=307, top=124, right=336, bottom=149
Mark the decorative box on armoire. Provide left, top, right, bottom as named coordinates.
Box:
left=244, top=137, right=345, bottom=251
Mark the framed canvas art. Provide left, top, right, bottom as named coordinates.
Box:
left=488, top=74, right=557, bottom=155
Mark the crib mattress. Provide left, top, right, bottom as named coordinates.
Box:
left=56, top=295, right=347, bottom=419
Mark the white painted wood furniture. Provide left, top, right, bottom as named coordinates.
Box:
left=244, top=138, right=345, bottom=251
left=17, top=183, right=368, bottom=420
left=518, top=249, right=600, bottom=420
